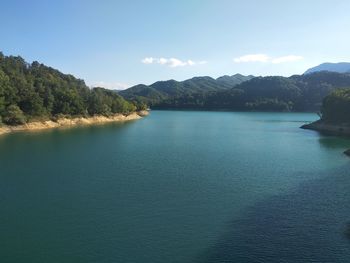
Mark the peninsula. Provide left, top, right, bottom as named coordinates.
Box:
left=0, top=53, right=148, bottom=135
left=301, top=88, right=350, bottom=155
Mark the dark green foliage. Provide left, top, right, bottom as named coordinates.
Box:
left=0, top=68, right=10, bottom=116
left=273, top=72, right=343, bottom=111
left=321, top=88, right=350, bottom=123
left=239, top=77, right=301, bottom=103
left=245, top=99, right=292, bottom=112
left=216, top=74, right=255, bottom=88
left=121, top=71, right=350, bottom=112
left=120, top=75, right=254, bottom=105
left=3, top=105, right=26, bottom=125
left=151, top=77, right=302, bottom=111
left=88, top=88, right=136, bottom=115
left=133, top=101, right=148, bottom=111
left=0, top=53, right=137, bottom=125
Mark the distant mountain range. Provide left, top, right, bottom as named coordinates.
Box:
left=304, top=62, right=350, bottom=74
left=120, top=71, right=350, bottom=112
left=2, top=51, right=350, bottom=123
left=119, top=74, right=254, bottom=104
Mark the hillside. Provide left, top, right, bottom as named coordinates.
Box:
left=119, top=74, right=254, bottom=105
left=301, top=88, right=350, bottom=147
left=304, top=62, right=350, bottom=74
left=0, top=53, right=143, bottom=126
left=321, top=88, right=350, bottom=123
left=121, top=71, right=350, bottom=112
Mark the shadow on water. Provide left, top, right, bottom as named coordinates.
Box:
left=255, top=120, right=313, bottom=123
left=318, top=136, right=350, bottom=150
left=196, top=165, right=350, bottom=263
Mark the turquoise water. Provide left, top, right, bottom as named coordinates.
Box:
left=1, top=111, right=350, bottom=262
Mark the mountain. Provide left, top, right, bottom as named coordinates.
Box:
left=304, top=62, right=350, bottom=74
left=0, top=52, right=141, bottom=126
left=216, top=74, right=255, bottom=87
left=320, top=88, right=350, bottom=124
left=121, top=71, right=350, bottom=112
left=119, top=74, right=254, bottom=105
left=301, top=88, right=350, bottom=143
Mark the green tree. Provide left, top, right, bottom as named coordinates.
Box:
left=321, top=88, right=350, bottom=123
left=3, top=105, right=26, bottom=125
left=0, top=69, right=10, bottom=114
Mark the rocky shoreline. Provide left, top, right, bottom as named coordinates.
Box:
left=0, top=111, right=149, bottom=136
left=301, top=120, right=350, bottom=136
left=301, top=120, right=350, bottom=156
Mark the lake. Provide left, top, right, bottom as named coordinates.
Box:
left=1, top=111, right=350, bottom=262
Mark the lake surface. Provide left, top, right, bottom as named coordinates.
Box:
left=1, top=111, right=350, bottom=263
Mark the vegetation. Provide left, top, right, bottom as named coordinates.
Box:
left=0, top=52, right=139, bottom=126
left=320, top=88, right=350, bottom=123
left=121, top=71, right=350, bottom=112
left=119, top=74, right=254, bottom=105
left=2, top=50, right=350, bottom=127
left=2, top=105, right=26, bottom=125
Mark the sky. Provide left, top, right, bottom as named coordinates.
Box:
left=1, top=0, right=350, bottom=89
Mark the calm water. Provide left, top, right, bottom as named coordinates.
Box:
left=1, top=111, right=350, bottom=263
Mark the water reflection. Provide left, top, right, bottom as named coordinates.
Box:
left=318, top=136, right=350, bottom=150
left=197, top=166, right=350, bottom=263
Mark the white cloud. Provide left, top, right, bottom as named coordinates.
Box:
left=141, top=57, right=155, bottom=64
left=89, top=81, right=130, bottom=90
left=167, top=58, right=187, bottom=67
left=234, top=54, right=270, bottom=63
left=141, top=57, right=207, bottom=67
left=272, top=55, right=304, bottom=64
left=234, top=54, right=304, bottom=64
left=187, top=60, right=195, bottom=66
left=159, top=58, right=168, bottom=65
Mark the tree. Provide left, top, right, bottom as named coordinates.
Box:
left=0, top=70, right=8, bottom=108
left=3, top=105, right=26, bottom=125
left=321, top=88, right=350, bottom=123
left=0, top=53, right=139, bottom=125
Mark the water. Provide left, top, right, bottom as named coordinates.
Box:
left=0, top=111, right=350, bottom=263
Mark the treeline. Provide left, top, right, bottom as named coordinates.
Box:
left=320, top=88, right=350, bottom=123
left=119, top=74, right=254, bottom=105
left=0, top=53, right=146, bottom=126
left=121, top=72, right=350, bottom=112
left=155, top=77, right=300, bottom=111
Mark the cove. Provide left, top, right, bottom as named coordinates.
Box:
left=1, top=111, right=350, bottom=262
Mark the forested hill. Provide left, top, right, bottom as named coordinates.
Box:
left=119, top=74, right=254, bottom=105
left=0, top=53, right=143, bottom=126
left=300, top=88, right=350, bottom=140
left=120, top=71, right=350, bottom=112
left=320, top=88, right=350, bottom=124
left=2, top=51, right=349, bottom=126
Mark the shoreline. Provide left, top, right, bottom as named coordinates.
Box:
left=301, top=120, right=350, bottom=156
left=301, top=120, right=350, bottom=136
left=0, top=110, right=149, bottom=136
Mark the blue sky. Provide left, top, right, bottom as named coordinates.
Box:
left=1, top=0, right=350, bottom=89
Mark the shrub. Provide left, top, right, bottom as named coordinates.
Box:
left=3, top=105, right=27, bottom=125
